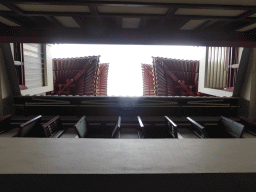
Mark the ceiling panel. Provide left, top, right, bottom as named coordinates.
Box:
left=249, top=13, right=256, bottom=17
left=175, top=8, right=245, bottom=16
left=97, top=0, right=256, bottom=6
left=122, top=18, right=141, bottom=28
left=180, top=20, right=206, bottom=30
left=16, top=4, right=90, bottom=12
left=0, top=16, right=20, bottom=26
left=237, top=23, right=256, bottom=31
left=98, top=6, right=169, bottom=14
left=55, top=16, right=80, bottom=27
left=0, top=4, right=11, bottom=11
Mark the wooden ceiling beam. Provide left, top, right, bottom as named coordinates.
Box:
left=1, top=3, right=39, bottom=24
left=99, top=13, right=162, bottom=19
left=172, top=15, right=239, bottom=21
left=161, top=6, right=179, bottom=22
left=1, top=10, right=255, bottom=23
left=237, top=9, right=256, bottom=20
left=232, top=21, right=256, bottom=31
left=89, top=5, right=99, bottom=16
left=3, top=1, right=256, bottom=10
left=194, top=20, right=218, bottom=31
left=1, top=3, right=25, bottom=15
left=0, top=27, right=255, bottom=47
left=0, top=14, right=27, bottom=27
left=44, top=16, right=64, bottom=28
left=21, top=11, right=91, bottom=17
left=72, top=16, right=86, bottom=28
left=139, top=18, right=148, bottom=29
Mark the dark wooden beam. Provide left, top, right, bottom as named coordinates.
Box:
left=176, top=19, right=191, bottom=29
left=237, top=9, right=256, bottom=20
left=1, top=3, right=25, bottom=15
left=0, top=9, right=256, bottom=24
left=22, top=11, right=91, bottom=17
left=1, top=3, right=39, bottom=24
left=209, top=21, right=234, bottom=32
left=172, top=15, right=240, bottom=21
left=194, top=20, right=218, bottom=31
left=139, top=18, right=148, bottom=29
left=99, top=13, right=163, bottom=19
left=89, top=5, right=99, bottom=16
left=244, top=26, right=256, bottom=33
left=44, top=16, right=64, bottom=28
left=232, top=21, right=256, bottom=32
left=1, top=10, right=256, bottom=23
left=161, top=6, right=179, bottom=22
left=115, top=16, right=122, bottom=27
left=0, top=27, right=255, bottom=47
left=3, top=1, right=256, bottom=10
left=0, top=15, right=25, bottom=27
left=72, top=16, right=86, bottom=28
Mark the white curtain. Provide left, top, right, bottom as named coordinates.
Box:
left=205, top=47, right=230, bottom=89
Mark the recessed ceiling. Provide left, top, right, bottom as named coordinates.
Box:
left=97, top=0, right=256, bottom=6
left=122, top=18, right=141, bottom=28
left=180, top=20, right=206, bottom=30
left=16, top=4, right=90, bottom=12
left=0, top=16, right=19, bottom=26
left=237, top=23, right=256, bottom=32
left=98, top=6, right=169, bottom=14
left=175, top=8, right=245, bottom=17
left=55, top=17, right=80, bottom=28
left=0, top=4, right=11, bottom=11
left=249, top=13, right=256, bottom=17
left=0, top=1, right=255, bottom=46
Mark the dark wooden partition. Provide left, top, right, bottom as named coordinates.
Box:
left=13, top=96, right=239, bottom=117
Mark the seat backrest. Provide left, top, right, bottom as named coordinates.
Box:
left=17, top=115, right=42, bottom=137
left=187, top=117, right=209, bottom=138
left=239, top=116, right=256, bottom=135
left=74, top=116, right=88, bottom=138
left=165, top=116, right=178, bottom=138
left=220, top=116, right=244, bottom=138
left=42, top=116, right=62, bottom=137
left=0, top=114, right=12, bottom=132
left=111, top=116, right=121, bottom=138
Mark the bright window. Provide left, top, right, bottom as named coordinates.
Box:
left=51, top=44, right=205, bottom=96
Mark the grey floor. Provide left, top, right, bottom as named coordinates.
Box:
left=1, top=138, right=256, bottom=174
left=177, top=128, right=199, bottom=138
left=120, top=128, right=139, bottom=139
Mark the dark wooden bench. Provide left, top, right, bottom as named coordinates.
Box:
left=42, top=116, right=67, bottom=138
left=186, top=117, right=209, bottom=138
left=111, top=116, right=121, bottom=138
left=60, top=116, right=116, bottom=138
left=140, top=117, right=172, bottom=138
left=74, top=116, right=89, bottom=138
left=16, top=115, right=43, bottom=137
left=0, top=114, right=12, bottom=133
left=137, top=116, right=145, bottom=138
left=165, top=116, right=183, bottom=139
left=187, top=116, right=244, bottom=138
left=239, top=116, right=256, bottom=137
